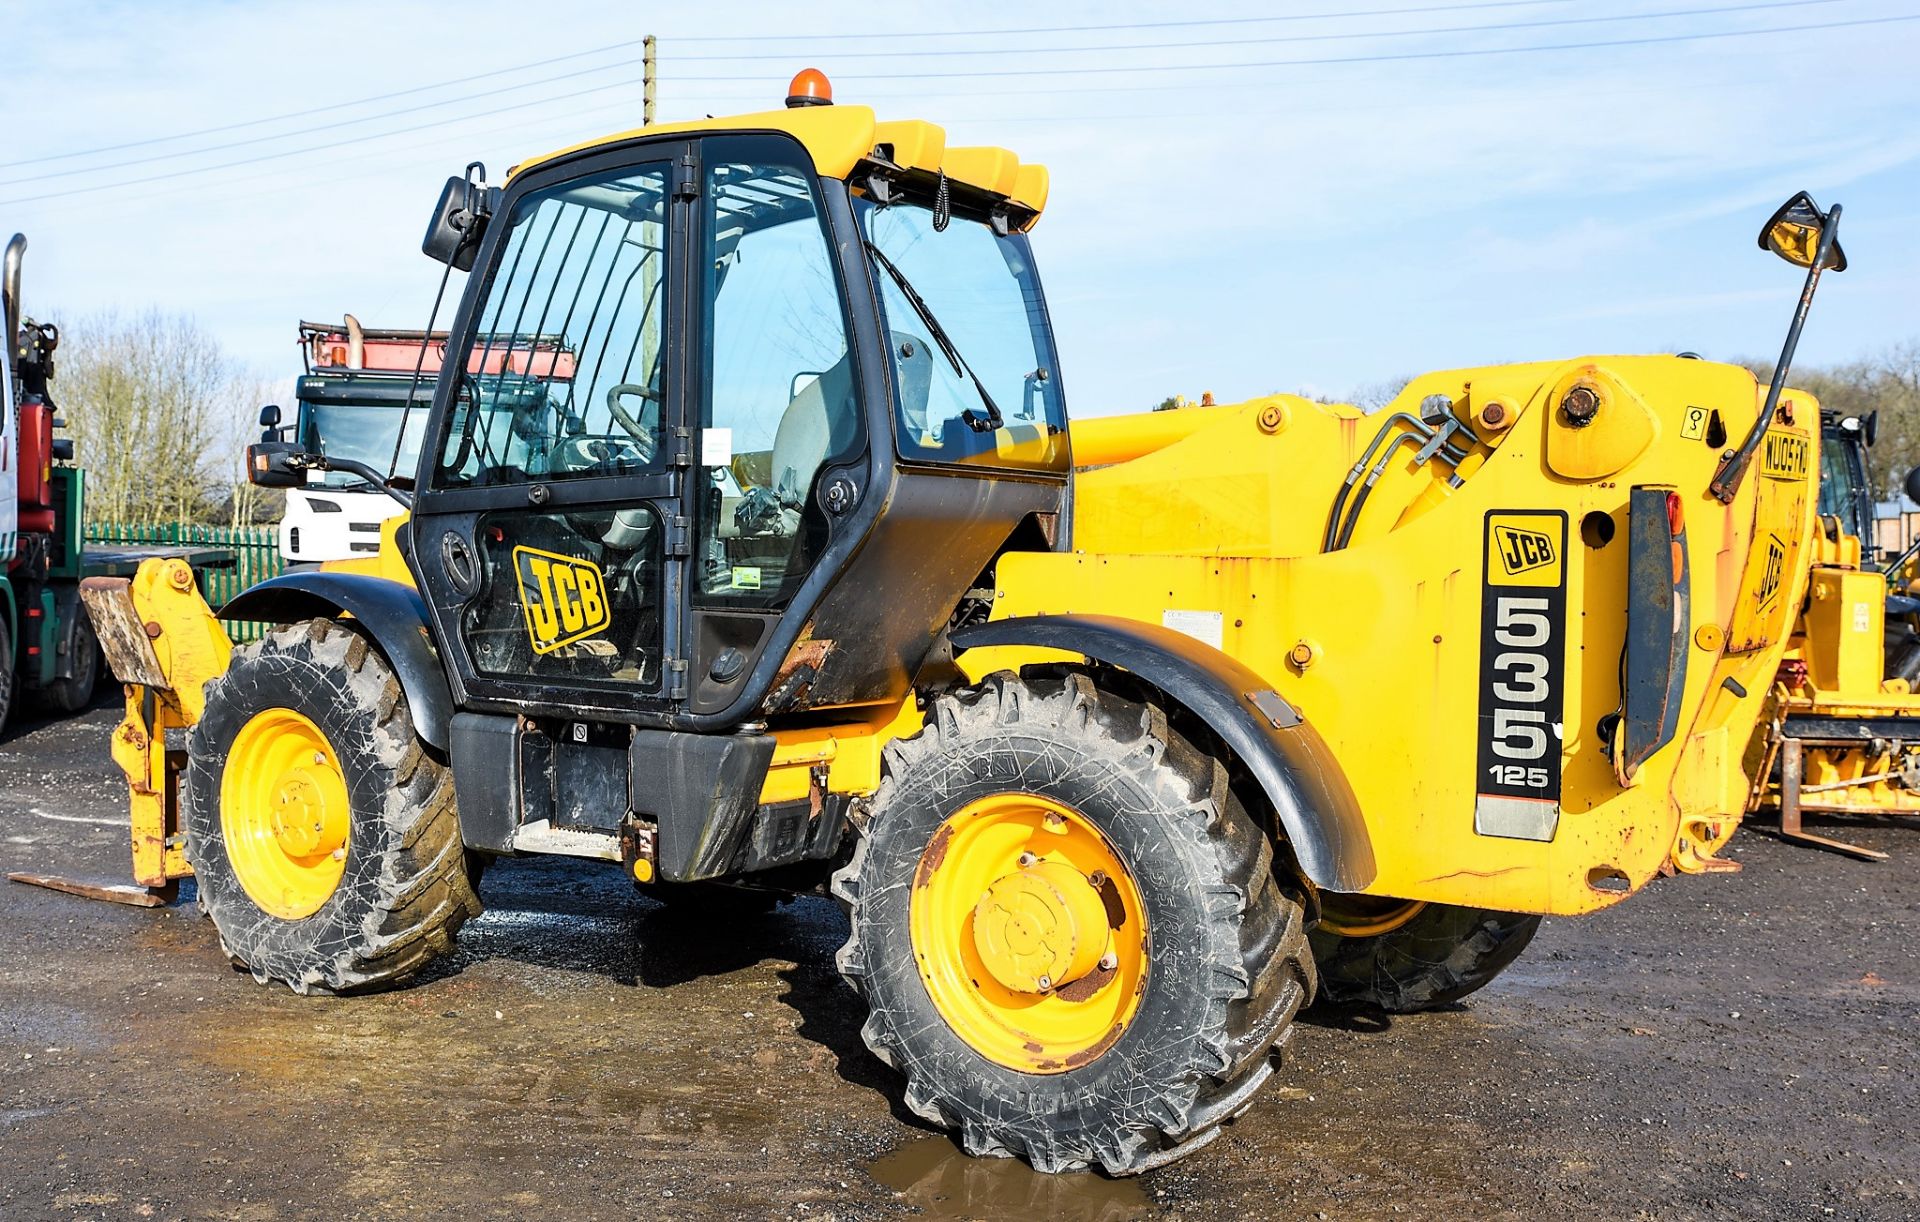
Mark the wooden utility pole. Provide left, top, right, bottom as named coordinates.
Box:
left=643, top=36, right=657, bottom=125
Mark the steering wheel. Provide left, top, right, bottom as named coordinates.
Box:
left=606, top=383, right=661, bottom=448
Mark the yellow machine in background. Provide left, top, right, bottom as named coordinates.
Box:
left=1744, top=412, right=1920, bottom=858
left=59, top=78, right=1853, bottom=1174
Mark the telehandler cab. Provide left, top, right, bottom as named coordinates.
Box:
left=80, top=75, right=1842, bottom=1173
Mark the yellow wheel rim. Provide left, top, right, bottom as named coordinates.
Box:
left=220, top=708, right=351, bottom=920
left=1317, top=894, right=1427, bottom=939
left=908, top=793, right=1148, bottom=1074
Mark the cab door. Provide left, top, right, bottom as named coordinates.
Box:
left=409, top=144, right=694, bottom=720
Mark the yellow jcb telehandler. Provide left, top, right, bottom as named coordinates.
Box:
left=1742, top=406, right=1920, bottom=858
left=71, top=76, right=1842, bottom=1173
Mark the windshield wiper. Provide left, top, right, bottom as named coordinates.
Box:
left=864, top=241, right=1005, bottom=433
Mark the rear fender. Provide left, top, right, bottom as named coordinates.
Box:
left=951, top=614, right=1375, bottom=892
left=221, top=572, right=453, bottom=752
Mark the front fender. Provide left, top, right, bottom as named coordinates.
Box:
left=952, top=614, right=1375, bottom=892
left=222, top=573, right=453, bottom=752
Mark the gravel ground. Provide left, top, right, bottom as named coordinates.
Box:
left=1, top=699, right=1914, bottom=1221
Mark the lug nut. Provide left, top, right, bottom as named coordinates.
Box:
left=1017, top=851, right=1037, bottom=868
left=313, top=752, right=326, bottom=765
left=331, top=848, right=346, bottom=861
left=1036, top=975, right=1052, bottom=992
left=1088, top=870, right=1108, bottom=888
left=1099, top=950, right=1118, bottom=971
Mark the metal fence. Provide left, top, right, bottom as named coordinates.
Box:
left=84, top=522, right=284, bottom=641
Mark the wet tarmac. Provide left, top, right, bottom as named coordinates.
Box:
left=1, top=701, right=1915, bottom=1220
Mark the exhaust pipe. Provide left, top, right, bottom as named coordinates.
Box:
left=3, top=233, right=24, bottom=348
left=344, top=313, right=365, bottom=370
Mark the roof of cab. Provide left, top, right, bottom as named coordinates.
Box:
left=508, top=103, right=1049, bottom=226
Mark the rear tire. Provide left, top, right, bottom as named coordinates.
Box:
left=0, top=621, right=13, bottom=735
left=835, top=670, right=1314, bottom=1175
left=1310, top=901, right=1541, bottom=1013
left=185, top=619, right=481, bottom=993
left=37, top=611, right=100, bottom=715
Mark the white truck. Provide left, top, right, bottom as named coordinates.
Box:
left=267, top=317, right=574, bottom=563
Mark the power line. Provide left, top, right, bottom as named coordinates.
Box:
left=664, top=11, right=1920, bottom=82
left=0, top=1, right=1564, bottom=169
left=0, top=0, right=1848, bottom=187
left=0, top=52, right=656, bottom=186
left=663, top=0, right=1842, bottom=60
left=670, top=1, right=1575, bottom=42
left=0, top=39, right=659, bottom=171
left=14, top=91, right=669, bottom=223
left=0, top=76, right=646, bottom=207
left=5, top=8, right=1907, bottom=207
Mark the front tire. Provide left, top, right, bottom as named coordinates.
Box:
left=185, top=619, right=480, bottom=993
left=835, top=670, right=1313, bottom=1175
left=1309, top=899, right=1541, bottom=1013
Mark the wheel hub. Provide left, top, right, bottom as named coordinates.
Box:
left=267, top=769, right=346, bottom=858
left=972, top=860, right=1111, bottom=994
left=907, top=792, right=1148, bottom=1074
left=220, top=708, right=352, bottom=920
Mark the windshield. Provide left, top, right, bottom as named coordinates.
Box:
left=1818, top=424, right=1872, bottom=544
left=857, top=199, right=1066, bottom=472
left=298, top=399, right=428, bottom=489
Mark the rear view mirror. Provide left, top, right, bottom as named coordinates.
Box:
left=258, top=403, right=281, bottom=428
left=245, top=441, right=308, bottom=489
left=1759, top=191, right=1847, bottom=271
left=422, top=162, right=496, bottom=271
left=1904, top=465, right=1920, bottom=508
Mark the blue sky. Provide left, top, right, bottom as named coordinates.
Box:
left=4, top=0, right=1917, bottom=424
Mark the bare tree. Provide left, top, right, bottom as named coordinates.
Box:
left=53, top=310, right=253, bottom=526
left=1750, top=342, right=1920, bottom=497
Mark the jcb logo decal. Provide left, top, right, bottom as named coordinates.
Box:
left=1755, top=534, right=1786, bottom=610
left=1493, top=526, right=1557, bottom=577
left=1761, top=430, right=1809, bottom=480
left=1485, top=513, right=1565, bottom=588
left=514, top=546, right=611, bottom=654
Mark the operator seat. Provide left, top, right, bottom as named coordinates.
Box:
left=769, top=355, right=855, bottom=506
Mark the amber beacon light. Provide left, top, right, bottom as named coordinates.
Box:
left=786, top=68, right=833, bottom=108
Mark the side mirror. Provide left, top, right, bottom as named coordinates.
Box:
left=245, top=440, right=308, bottom=489
left=423, top=162, right=495, bottom=272
left=258, top=403, right=281, bottom=428
left=1759, top=191, right=1847, bottom=271
left=1904, top=465, right=1920, bottom=507
left=1865, top=408, right=1879, bottom=448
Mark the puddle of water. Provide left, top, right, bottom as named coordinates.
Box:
left=869, top=1135, right=1152, bottom=1222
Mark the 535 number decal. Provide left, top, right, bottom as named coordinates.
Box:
left=1475, top=512, right=1568, bottom=842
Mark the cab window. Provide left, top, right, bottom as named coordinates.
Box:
left=695, top=136, right=861, bottom=606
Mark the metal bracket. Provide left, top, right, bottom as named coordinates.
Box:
left=1775, top=738, right=1889, bottom=862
